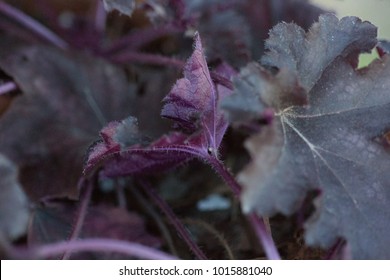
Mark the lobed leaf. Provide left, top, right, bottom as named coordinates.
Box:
left=235, top=15, right=390, bottom=259
left=261, top=13, right=377, bottom=91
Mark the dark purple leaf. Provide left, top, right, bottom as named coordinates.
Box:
left=0, top=154, right=29, bottom=241
left=0, top=44, right=137, bottom=201
left=235, top=15, right=390, bottom=259
left=85, top=34, right=235, bottom=177
left=84, top=116, right=195, bottom=177
left=161, top=33, right=234, bottom=153
left=28, top=202, right=161, bottom=259
left=196, top=9, right=253, bottom=67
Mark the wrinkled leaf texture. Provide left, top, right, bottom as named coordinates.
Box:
left=227, top=14, right=390, bottom=259
left=84, top=33, right=234, bottom=177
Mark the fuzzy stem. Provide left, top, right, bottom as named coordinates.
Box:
left=210, top=72, right=234, bottom=90
left=205, top=156, right=241, bottom=197
left=248, top=213, right=281, bottom=260
left=139, top=179, right=208, bottom=260
left=184, top=218, right=235, bottom=260
left=0, top=81, right=17, bottom=95
left=34, top=238, right=178, bottom=260
left=129, top=184, right=179, bottom=256
left=0, top=1, right=68, bottom=49
left=62, top=178, right=93, bottom=260
left=205, top=155, right=280, bottom=260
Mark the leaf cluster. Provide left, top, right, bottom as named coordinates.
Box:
left=0, top=0, right=389, bottom=260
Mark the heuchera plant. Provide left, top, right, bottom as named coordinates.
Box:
left=0, top=0, right=389, bottom=260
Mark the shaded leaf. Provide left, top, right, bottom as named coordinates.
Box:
left=0, top=45, right=137, bottom=201
left=29, top=202, right=161, bottom=259
left=237, top=15, right=390, bottom=259
left=195, top=9, right=252, bottom=67
left=0, top=154, right=29, bottom=240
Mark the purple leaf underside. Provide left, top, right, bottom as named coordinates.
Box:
left=230, top=14, right=390, bottom=259
left=161, top=33, right=235, bottom=153
left=84, top=116, right=197, bottom=177
left=85, top=34, right=234, bottom=177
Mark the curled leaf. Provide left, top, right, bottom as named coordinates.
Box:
left=85, top=34, right=235, bottom=177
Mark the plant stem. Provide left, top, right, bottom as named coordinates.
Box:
left=184, top=218, right=235, bottom=260
left=94, top=0, right=106, bottom=34
left=0, top=81, right=17, bottom=95
left=210, top=72, right=234, bottom=90
left=205, top=155, right=281, bottom=260
left=62, top=178, right=93, bottom=260
left=129, top=184, right=179, bottom=256
left=0, top=1, right=68, bottom=50
left=248, top=213, right=281, bottom=260
left=205, top=156, right=241, bottom=197
left=324, top=239, right=345, bottom=260
left=139, top=179, right=208, bottom=260
left=34, top=238, right=178, bottom=260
